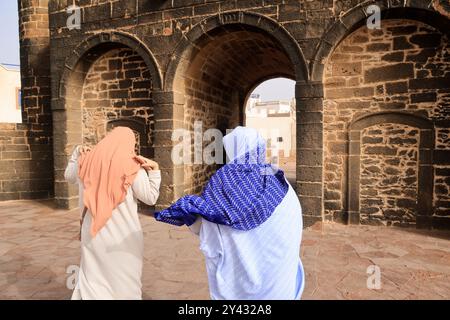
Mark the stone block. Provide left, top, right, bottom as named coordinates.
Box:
left=364, top=63, right=414, bottom=83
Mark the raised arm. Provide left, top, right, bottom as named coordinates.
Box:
left=64, top=146, right=81, bottom=185
left=131, top=168, right=161, bottom=206
left=188, top=217, right=202, bottom=236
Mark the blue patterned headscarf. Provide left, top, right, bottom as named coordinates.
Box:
left=154, top=126, right=289, bottom=231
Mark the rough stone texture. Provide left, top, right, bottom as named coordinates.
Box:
left=433, top=0, right=450, bottom=19
left=0, top=0, right=53, bottom=201
left=360, top=124, right=419, bottom=226
left=1, top=200, right=450, bottom=299
left=4, top=1, right=449, bottom=228
left=323, top=19, right=450, bottom=226
left=434, top=125, right=450, bottom=217
left=81, top=47, right=154, bottom=156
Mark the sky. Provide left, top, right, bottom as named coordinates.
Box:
left=0, top=2, right=294, bottom=101
left=251, top=78, right=295, bottom=101
left=0, top=1, right=20, bottom=65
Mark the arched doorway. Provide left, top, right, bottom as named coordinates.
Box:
left=81, top=46, right=153, bottom=154
left=244, top=78, right=296, bottom=186
left=54, top=32, right=161, bottom=208
left=319, top=12, right=450, bottom=227
left=165, top=12, right=308, bottom=199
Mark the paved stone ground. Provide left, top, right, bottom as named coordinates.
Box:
left=1, top=200, right=449, bottom=300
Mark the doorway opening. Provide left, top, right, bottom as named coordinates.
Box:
left=244, top=78, right=296, bottom=186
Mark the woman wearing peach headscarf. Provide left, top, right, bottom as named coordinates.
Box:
left=64, top=126, right=161, bottom=300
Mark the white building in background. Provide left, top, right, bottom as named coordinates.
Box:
left=245, top=93, right=296, bottom=158
left=0, top=63, right=22, bottom=123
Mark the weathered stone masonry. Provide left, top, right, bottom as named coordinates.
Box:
left=0, top=0, right=53, bottom=201
left=323, top=19, right=450, bottom=227
left=359, top=123, right=420, bottom=226
left=5, top=0, right=450, bottom=229
left=82, top=47, right=154, bottom=156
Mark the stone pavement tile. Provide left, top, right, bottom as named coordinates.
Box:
left=383, top=246, right=409, bottom=258
left=305, top=283, right=346, bottom=300
left=2, top=277, right=53, bottom=299
left=0, top=271, right=16, bottom=288
left=316, top=269, right=352, bottom=288
left=3, top=234, right=41, bottom=246
left=402, top=259, right=449, bottom=275
left=381, top=267, right=414, bottom=288
left=31, top=286, right=71, bottom=300
left=400, top=280, right=449, bottom=299
left=144, top=279, right=188, bottom=299
left=0, top=241, right=16, bottom=257
left=0, top=257, right=27, bottom=274
left=15, top=265, right=46, bottom=280
left=302, top=270, right=318, bottom=295
left=300, top=244, right=320, bottom=259
left=1, top=200, right=450, bottom=299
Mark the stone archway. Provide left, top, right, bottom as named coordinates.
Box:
left=347, top=112, right=434, bottom=227
left=165, top=11, right=309, bottom=92
left=157, top=11, right=310, bottom=212
left=310, top=2, right=450, bottom=81
left=53, top=32, right=161, bottom=209
left=319, top=6, right=450, bottom=228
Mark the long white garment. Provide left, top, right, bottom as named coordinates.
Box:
left=64, top=146, right=161, bottom=300
left=189, top=181, right=305, bottom=300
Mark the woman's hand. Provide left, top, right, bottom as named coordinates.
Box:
left=78, top=145, right=91, bottom=156
left=134, top=155, right=159, bottom=171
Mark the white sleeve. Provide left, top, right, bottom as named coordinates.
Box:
left=188, top=217, right=202, bottom=236
left=131, top=168, right=161, bottom=206
left=64, top=146, right=81, bottom=185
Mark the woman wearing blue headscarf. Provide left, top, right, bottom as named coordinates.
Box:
left=155, top=126, right=305, bottom=300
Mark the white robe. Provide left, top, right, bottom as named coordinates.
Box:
left=64, top=146, right=161, bottom=300
left=189, top=181, right=305, bottom=300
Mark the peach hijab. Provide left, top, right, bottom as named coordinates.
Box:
left=78, top=127, right=141, bottom=237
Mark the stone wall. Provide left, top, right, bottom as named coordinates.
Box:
left=181, top=33, right=239, bottom=194
left=0, top=0, right=53, bottom=201
left=323, top=19, right=450, bottom=225
left=183, top=88, right=235, bottom=195
left=435, top=122, right=450, bottom=217
left=7, top=0, right=448, bottom=227
left=360, top=124, right=419, bottom=226
left=81, top=47, right=153, bottom=156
